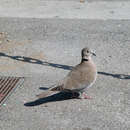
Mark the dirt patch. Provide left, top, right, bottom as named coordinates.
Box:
left=0, top=52, right=45, bottom=71
left=0, top=32, right=9, bottom=45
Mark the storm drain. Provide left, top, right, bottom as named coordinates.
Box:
left=0, top=77, right=24, bottom=106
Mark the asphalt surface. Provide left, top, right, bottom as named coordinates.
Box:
left=0, top=0, right=130, bottom=130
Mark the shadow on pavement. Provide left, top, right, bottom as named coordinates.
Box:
left=24, top=92, right=78, bottom=107
left=39, top=87, right=49, bottom=90
left=0, top=52, right=73, bottom=70
left=0, top=52, right=130, bottom=80
left=98, top=72, right=130, bottom=80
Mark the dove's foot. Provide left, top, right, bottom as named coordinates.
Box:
left=78, top=92, right=92, bottom=99
left=82, top=92, right=92, bottom=99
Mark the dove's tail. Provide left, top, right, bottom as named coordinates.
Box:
left=49, top=84, right=64, bottom=91
left=36, top=84, right=64, bottom=99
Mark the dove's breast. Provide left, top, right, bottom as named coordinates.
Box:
left=64, top=60, right=97, bottom=91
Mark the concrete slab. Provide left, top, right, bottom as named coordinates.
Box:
left=0, top=18, right=130, bottom=130
left=0, top=18, right=130, bottom=77
left=0, top=1, right=130, bottom=19
left=0, top=75, right=129, bottom=130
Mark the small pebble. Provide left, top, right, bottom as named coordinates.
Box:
left=78, top=108, right=81, bottom=111
left=80, top=0, right=85, bottom=3
left=44, top=105, right=48, bottom=107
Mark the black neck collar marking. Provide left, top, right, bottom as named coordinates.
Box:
left=82, top=58, right=89, bottom=61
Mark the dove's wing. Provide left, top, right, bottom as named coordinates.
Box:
left=63, top=61, right=97, bottom=92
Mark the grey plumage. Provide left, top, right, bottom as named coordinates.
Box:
left=37, top=47, right=97, bottom=99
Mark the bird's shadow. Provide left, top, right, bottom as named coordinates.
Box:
left=39, top=87, right=49, bottom=90
left=24, top=92, right=78, bottom=107
left=24, top=72, right=130, bottom=107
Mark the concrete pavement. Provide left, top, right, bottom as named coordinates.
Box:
left=0, top=1, right=130, bottom=19
left=0, top=0, right=130, bottom=130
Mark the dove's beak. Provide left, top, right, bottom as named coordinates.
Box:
left=91, top=51, right=96, bottom=56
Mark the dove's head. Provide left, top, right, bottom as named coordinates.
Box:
left=81, top=47, right=96, bottom=60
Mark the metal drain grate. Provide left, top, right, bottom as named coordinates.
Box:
left=0, top=77, right=24, bottom=106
